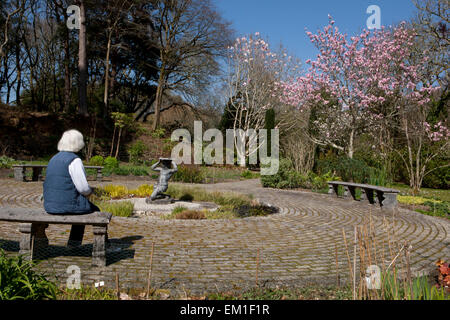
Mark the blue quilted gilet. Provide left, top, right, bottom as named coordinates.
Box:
left=43, top=151, right=92, bottom=214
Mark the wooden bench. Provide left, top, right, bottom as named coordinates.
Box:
left=12, top=164, right=104, bottom=182
left=0, top=207, right=112, bottom=267
left=327, top=181, right=400, bottom=210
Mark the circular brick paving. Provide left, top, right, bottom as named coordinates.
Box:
left=0, top=178, right=448, bottom=295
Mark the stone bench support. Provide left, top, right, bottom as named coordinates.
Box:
left=1, top=208, right=112, bottom=267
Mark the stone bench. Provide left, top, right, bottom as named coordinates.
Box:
left=12, top=164, right=104, bottom=182
left=0, top=207, right=112, bottom=267
left=327, top=181, right=400, bottom=210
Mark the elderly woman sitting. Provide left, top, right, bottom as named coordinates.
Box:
left=43, top=129, right=104, bottom=247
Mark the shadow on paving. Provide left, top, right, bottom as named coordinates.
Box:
left=0, top=236, right=143, bottom=266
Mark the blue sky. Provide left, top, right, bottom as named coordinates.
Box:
left=215, top=0, right=418, bottom=63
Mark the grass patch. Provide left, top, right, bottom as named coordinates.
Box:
left=166, top=184, right=253, bottom=207
left=95, top=200, right=134, bottom=217
left=392, top=183, right=450, bottom=202
left=95, top=184, right=153, bottom=199
left=175, top=210, right=206, bottom=220
left=398, top=195, right=442, bottom=205
left=398, top=194, right=449, bottom=219
left=58, top=285, right=117, bottom=300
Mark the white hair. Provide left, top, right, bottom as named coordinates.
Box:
left=57, top=129, right=85, bottom=152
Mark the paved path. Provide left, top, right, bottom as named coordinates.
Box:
left=0, top=178, right=448, bottom=295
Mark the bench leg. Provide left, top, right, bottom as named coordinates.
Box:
left=32, top=168, right=43, bottom=182
left=96, top=169, right=102, bottom=182
left=92, top=226, right=107, bottom=267
left=364, top=189, right=376, bottom=205
left=348, top=186, right=357, bottom=200
left=19, top=223, right=49, bottom=259
left=14, top=167, right=26, bottom=182
left=331, top=185, right=339, bottom=196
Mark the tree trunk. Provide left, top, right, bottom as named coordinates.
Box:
left=348, top=129, right=354, bottom=159
left=64, top=27, right=71, bottom=113
left=110, top=125, right=116, bottom=157
left=110, top=54, right=117, bottom=101
left=114, top=127, right=122, bottom=159
left=77, top=0, right=88, bottom=116
left=15, top=45, right=21, bottom=106
left=152, top=69, right=165, bottom=130
left=104, top=34, right=112, bottom=113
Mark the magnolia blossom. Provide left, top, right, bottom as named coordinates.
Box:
left=424, top=121, right=450, bottom=142
left=277, top=16, right=440, bottom=157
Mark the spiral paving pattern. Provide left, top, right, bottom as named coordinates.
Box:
left=0, top=178, right=448, bottom=294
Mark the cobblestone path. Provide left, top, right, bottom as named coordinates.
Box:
left=0, top=178, right=448, bottom=295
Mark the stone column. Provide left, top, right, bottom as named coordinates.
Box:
left=380, top=192, right=398, bottom=210
left=328, top=184, right=334, bottom=195
left=18, top=223, right=48, bottom=260
left=92, top=225, right=107, bottom=267
left=96, top=168, right=102, bottom=182
left=19, top=223, right=33, bottom=259
left=14, top=166, right=26, bottom=182
left=360, top=189, right=367, bottom=202
left=343, top=186, right=350, bottom=199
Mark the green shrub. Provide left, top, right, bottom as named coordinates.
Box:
left=0, top=156, right=15, bottom=169
left=240, top=170, right=258, bottom=179
left=89, top=155, right=104, bottom=166
left=261, top=158, right=339, bottom=191
left=308, top=171, right=335, bottom=192
left=127, top=141, right=147, bottom=165
left=104, top=156, right=119, bottom=170
left=129, top=166, right=149, bottom=176
left=0, top=250, right=58, bottom=300
left=172, top=165, right=204, bottom=183
left=109, top=165, right=148, bottom=176
left=113, top=166, right=130, bottom=176
left=418, top=201, right=450, bottom=218
left=422, top=156, right=450, bottom=189
left=316, top=156, right=383, bottom=184
left=368, top=167, right=390, bottom=186
left=151, top=128, right=166, bottom=138
left=261, top=158, right=305, bottom=189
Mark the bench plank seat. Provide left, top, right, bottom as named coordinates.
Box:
left=1, top=207, right=111, bottom=224
left=327, top=181, right=400, bottom=209
left=327, top=181, right=400, bottom=193
left=0, top=207, right=111, bottom=267
left=12, top=164, right=104, bottom=182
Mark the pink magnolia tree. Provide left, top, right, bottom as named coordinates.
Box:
left=226, top=32, right=301, bottom=159
left=280, top=17, right=447, bottom=191
left=226, top=33, right=301, bottom=130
